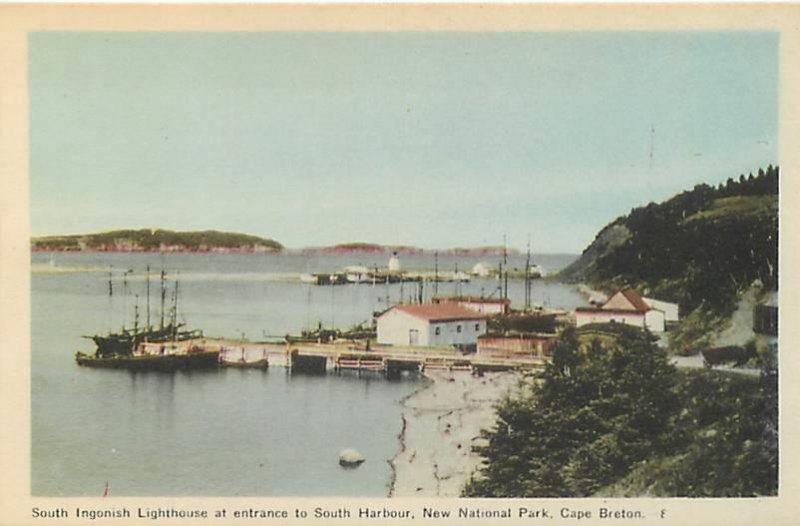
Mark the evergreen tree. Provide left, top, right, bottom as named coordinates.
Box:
left=464, top=327, right=679, bottom=497
left=464, top=328, right=777, bottom=498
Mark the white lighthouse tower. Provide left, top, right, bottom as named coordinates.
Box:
left=388, top=252, right=401, bottom=273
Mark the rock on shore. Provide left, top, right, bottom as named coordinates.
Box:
left=338, top=448, right=366, bottom=467
left=389, top=370, right=521, bottom=497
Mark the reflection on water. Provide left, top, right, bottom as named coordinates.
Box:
left=31, top=251, right=579, bottom=496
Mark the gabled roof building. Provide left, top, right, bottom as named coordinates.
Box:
left=575, top=288, right=668, bottom=332
left=376, top=303, right=488, bottom=347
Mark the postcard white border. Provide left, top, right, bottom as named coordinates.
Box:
left=1, top=4, right=799, bottom=525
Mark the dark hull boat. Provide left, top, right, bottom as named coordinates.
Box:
left=88, top=325, right=203, bottom=357
left=221, top=358, right=269, bottom=369
left=75, top=348, right=220, bottom=371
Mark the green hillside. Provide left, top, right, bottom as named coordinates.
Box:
left=560, top=166, right=778, bottom=317
left=31, top=229, right=283, bottom=252
left=463, top=328, right=777, bottom=498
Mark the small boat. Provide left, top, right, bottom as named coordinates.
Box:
left=222, top=358, right=269, bottom=369
left=219, top=347, right=269, bottom=368
left=299, top=273, right=348, bottom=285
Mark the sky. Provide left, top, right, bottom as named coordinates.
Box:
left=29, top=32, right=778, bottom=253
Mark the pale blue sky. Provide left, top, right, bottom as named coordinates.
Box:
left=29, top=32, right=778, bottom=253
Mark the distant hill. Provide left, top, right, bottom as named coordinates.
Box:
left=299, top=243, right=519, bottom=256
left=445, top=246, right=521, bottom=257
left=300, top=243, right=424, bottom=255
left=560, top=166, right=778, bottom=317
left=31, top=229, right=283, bottom=253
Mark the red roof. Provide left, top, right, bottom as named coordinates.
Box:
left=603, top=288, right=650, bottom=313
left=576, top=307, right=646, bottom=316
left=432, top=295, right=510, bottom=305
left=384, top=303, right=488, bottom=322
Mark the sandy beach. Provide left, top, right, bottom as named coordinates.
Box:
left=389, top=370, right=522, bottom=497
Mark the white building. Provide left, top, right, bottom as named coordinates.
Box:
left=376, top=303, right=488, bottom=347
left=471, top=262, right=494, bottom=277
left=344, top=265, right=371, bottom=283
left=642, top=297, right=680, bottom=323
left=575, top=288, right=666, bottom=333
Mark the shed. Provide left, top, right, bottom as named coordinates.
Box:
left=376, top=303, right=487, bottom=347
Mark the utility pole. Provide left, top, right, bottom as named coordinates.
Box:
left=433, top=251, right=439, bottom=297
left=503, top=235, right=508, bottom=304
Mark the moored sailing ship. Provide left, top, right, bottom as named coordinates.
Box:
left=77, top=267, right=211, bottom=369
left=75, top=346, right=220, bottom=370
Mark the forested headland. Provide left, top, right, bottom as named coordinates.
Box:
left=560, top=166, right=778, bottom=351
left=465, top=167, right=779, bottom=498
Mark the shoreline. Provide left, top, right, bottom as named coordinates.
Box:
left=575, top=282, right=608, bottom=304
left=388, top=370, right=521, bottom=498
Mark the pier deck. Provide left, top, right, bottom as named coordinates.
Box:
left=141, top=338, right=545, bottom=374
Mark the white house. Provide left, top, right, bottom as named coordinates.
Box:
left=376, top=303, right=488, bottom=347
left=642, top=297, right=680, bottom=323
left=575, top=288, right=666, bottom=332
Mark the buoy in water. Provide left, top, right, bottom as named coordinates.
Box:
left=338, top=448, right=365, bottom=467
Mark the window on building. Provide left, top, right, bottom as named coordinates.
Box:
left=457, top=325, right=462, bottom=333
left=475, top=323, right=480, bottom=331
left=435, top=327, right=441, bottom=336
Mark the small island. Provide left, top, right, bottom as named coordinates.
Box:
left=30, top=228, right=284, bottom=253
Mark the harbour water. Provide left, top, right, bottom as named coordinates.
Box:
left=31, top=251, right=582, bottom=496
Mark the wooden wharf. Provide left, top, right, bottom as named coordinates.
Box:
left=144, top=338, right=546, bottom=376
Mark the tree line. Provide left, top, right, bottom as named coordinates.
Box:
left=463, top=326, right=777, bottom=497
left=563, top=166, right=778, bottom=317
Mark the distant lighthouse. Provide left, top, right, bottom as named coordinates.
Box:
left=388, top=252, right=401, bottom=272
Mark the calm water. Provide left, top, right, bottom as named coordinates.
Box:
left=31, top=251, right=581, bottom=496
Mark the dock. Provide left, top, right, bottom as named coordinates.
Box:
left=141, top=339, right=546, bottom=376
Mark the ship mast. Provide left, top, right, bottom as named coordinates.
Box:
left=134, top=295, right=139, bottom=335
left=171, top=274, right=179, bottom=341
left=107, top=265, right=113, bottom=335
left=160, top=270, right=167, bottom=331
left=504, top=238, right=509, bottom=304
left=122, top=270, right=129, bottom=332
left=146, top=265, right=151, bottom=331
left=524, top=238, right=532, bottom=311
